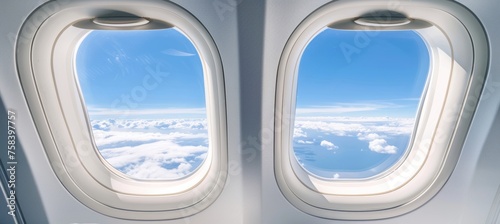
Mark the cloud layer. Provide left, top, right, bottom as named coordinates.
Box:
left=294, top=116, right=413, bottom=154
left=90, top=119, right=209, bottom=180
left=292, top=116, right=413, bottom=179
left=89, top=116, right=411, bottom=180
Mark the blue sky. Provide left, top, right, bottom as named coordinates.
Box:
left=293, top=28, right=430, bottom=179
left=296, top=29, right=429, bottom=118
left=76, top=28, right=206, bottom=119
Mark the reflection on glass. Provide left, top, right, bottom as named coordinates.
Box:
left=294, top=29, right=430, bottom=179
left=75, top=28, right=208, bottom=180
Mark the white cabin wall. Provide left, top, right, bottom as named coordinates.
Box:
left=0, top=0, right=498, bottom=223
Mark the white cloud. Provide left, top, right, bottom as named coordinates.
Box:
left=294, top=117, right=409, bottom=154
left=99, top=138, right=208, bottom=180
left=368, top=138, right=397, bottom=154
left=357, top=132, right=382, bottom=141
left=293, top=128, right=307, bottom=138
left=90, top=118, right=208, bottom=131
left=356, top=132, right=398, bottom=154
left=123, top=158, right=194, bottom=180
left=297, top=140, right=314, bottom=144
left=296, top=121, right=367, bottom=136
left=320, top=140, right=339, bottom=150
left=93, top=130, right=207, bottom=149
left=89, top=119, right=209, bottom=180
left=91, top=120, right=112, bottom=131
left=294, top=116, right=414, bottom=136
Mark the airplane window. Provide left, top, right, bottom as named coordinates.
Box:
left=17, top=1, right=228, bottom=219
left=274, top=1, right=488, bottom=220
left=75, top=29, right=209, bottom=180
left=294, top=29, right=429, bottom=179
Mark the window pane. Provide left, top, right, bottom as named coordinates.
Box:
left=294, top=29, right=430, bottom=179
left=75, top=29, right=208, bottom=180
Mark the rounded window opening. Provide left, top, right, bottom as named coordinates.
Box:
left=75, top=28, right=210, bottom=180
left=293, top=28, right=430, bottom=180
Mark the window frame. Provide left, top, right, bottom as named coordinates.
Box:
left=17, top=0, right=227, bottom=220
left=275, top=0, right=488, bottom=220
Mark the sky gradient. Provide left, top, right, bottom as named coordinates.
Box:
left=76, top=28, right=206, bottom=120
left=293, top=28, right=430, bottom=179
